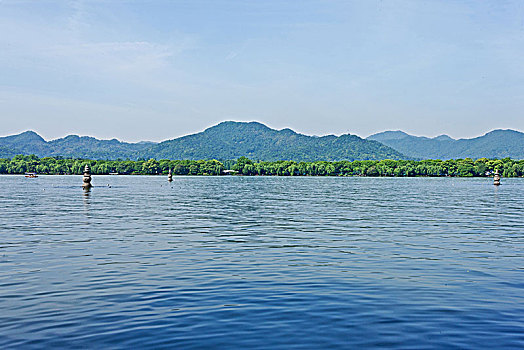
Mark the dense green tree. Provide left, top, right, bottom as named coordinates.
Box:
left=142, top=159, right=160, bottom=174
left=233, top=157, right=253, bottom=172
left=0, top=155, right=523, bottom=178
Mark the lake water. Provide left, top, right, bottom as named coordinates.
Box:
left=0, top=175, right=523, bottom=349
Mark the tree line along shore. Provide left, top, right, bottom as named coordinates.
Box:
left=2, top=155, right=524, bottom=177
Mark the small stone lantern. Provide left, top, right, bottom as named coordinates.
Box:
left=493, top=169, right=501, bottom=186
left=168, top=168, right=173, bottom=182
left=82, top=164, right=92, bottom=188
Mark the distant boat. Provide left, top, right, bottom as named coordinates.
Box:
left=25, top=173, right=38, bottom=178
left=109, top=172, right=119, bottom=175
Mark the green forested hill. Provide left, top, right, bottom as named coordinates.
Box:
left=368, top=129, right=524, bottom=159
left=0, top=131, right=51, bottom=156
left=0, top=122, right=404, bottom=161
left=142, top=121, right=405, bottom=161
left=3, top=122, right=522, bottom=161
left=0, top=145, right=18, bottom=158
left=0, top=131, right=152, bottom=159
left=47, top=135, right=152, bottom=159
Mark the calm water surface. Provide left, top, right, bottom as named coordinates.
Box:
left=0, top=175, right=523, bottom=349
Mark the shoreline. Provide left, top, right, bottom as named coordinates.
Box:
left=2, top=155, right=523, bottom=178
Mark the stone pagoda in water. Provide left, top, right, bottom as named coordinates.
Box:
left=493, top=169, right=501, bottom=186
left=82, top=164, right=92, bottom=189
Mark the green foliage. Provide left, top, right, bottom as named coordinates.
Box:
left=0, top=155, right=224, bottom=176
left=1, top=155, right=523, bottom=178
left=236, top=158, right=524, bottom=177
left=142, top=159, right=160, bottom=174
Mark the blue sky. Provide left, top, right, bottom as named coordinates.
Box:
left=1, top=0, right=523, bottom=141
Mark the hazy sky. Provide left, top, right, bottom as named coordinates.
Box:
left=1, top=0, right=523, bottom=142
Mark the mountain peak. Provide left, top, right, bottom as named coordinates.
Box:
left=20, top=130, right=40, bottom=136
left=19, top=130, right=45, bottom=140
left=483, top=129, right=523, bottom=137
left=1, top=130, right=46, bottom=143
left=279, top=128, right=297, bottom=136
left=209, top=121, right=269, bottom=130
left=434, top=134, right=453, bottom=141
left=367, top=130, right=409, bottom=141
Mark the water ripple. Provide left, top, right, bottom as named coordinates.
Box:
left=0, top=175, right=523, bottom=349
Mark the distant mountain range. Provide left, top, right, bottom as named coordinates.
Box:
left=1, top=121, right=522, bottom=161
left=0, top=121, right=402, bottom=161
left=367, top=129, right=524, bottom=159
left=143, top=121, right=403, bottom=161
left=0, top=130, right=151, bottom=160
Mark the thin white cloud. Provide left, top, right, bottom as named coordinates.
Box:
left=46, top=41, right=175, bottom=72
left=225, top=50, right=239, bottom=60
left=1, top=0, right=523, bottom=140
